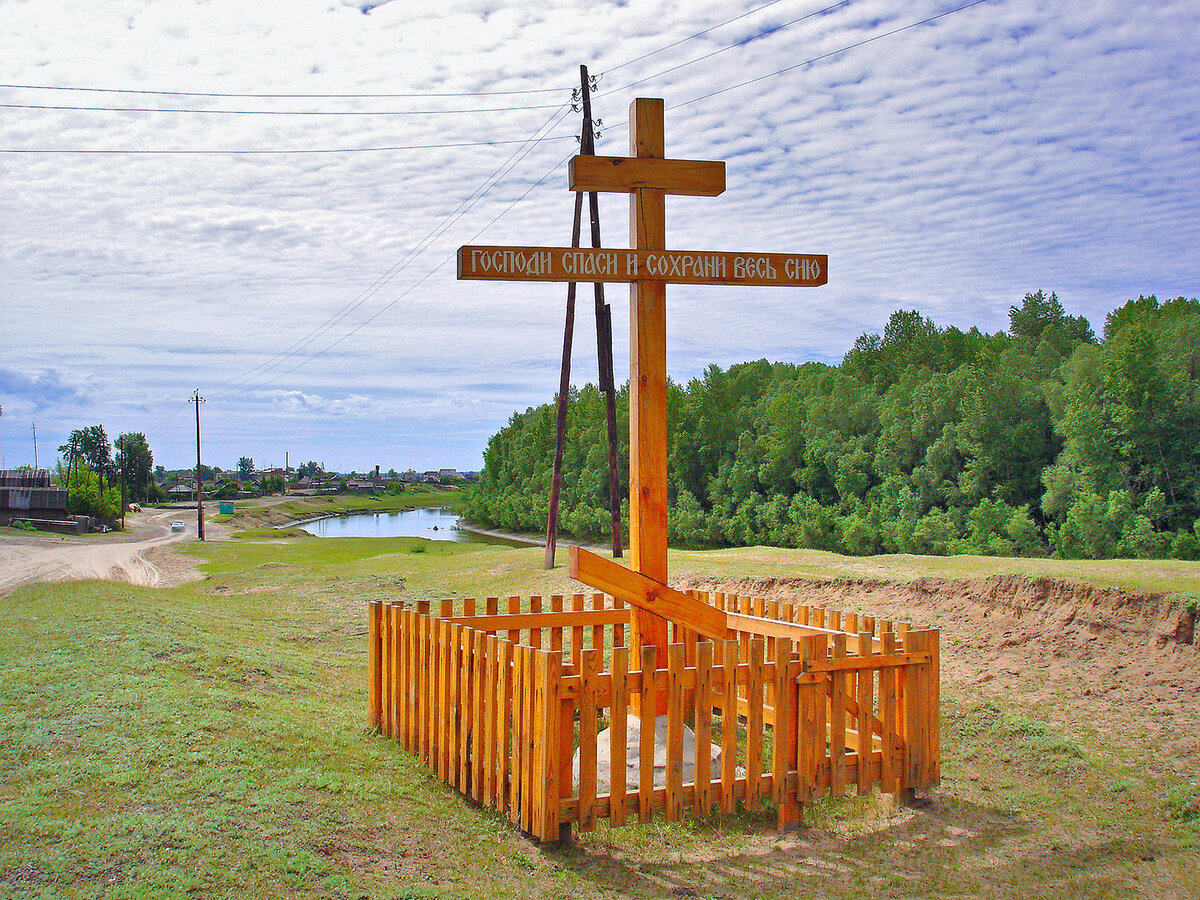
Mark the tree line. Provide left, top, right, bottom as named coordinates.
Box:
left=55, top=426, right=155, bottom=519
left=463, top=292, right=1200, bottom=560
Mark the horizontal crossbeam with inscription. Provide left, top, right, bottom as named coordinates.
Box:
left=458, top=245, right=827, bottom=287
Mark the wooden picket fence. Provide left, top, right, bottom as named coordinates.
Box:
left=368, top=592, right=939, bottom=843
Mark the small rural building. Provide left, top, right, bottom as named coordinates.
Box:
left=0, top=469, right=70, bottom=527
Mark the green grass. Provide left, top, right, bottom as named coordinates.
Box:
left=2, top=535, right=1198, bottom=898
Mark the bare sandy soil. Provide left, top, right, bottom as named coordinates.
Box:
left=0, top=506, right=206, bottom=596
left=677, top=571, right=1200, bottom=772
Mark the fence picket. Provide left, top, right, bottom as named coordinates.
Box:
left=830, top=633, right=847, bottom=795
left=579, top=648, right=601, bottom=831
left=610, top=646, right=629, bottom=827
left=368, top=601, right=382, bottom=732
left=856, top=631, right=873, bottom=794
left=498, top=638, right=513, bottom=815
left=693, top=641, right=713, bottom=817
left=745, top=638, right=764, bottom=809
left=720, top=639, right=738, bottom=814
left=639, top=645, right=657, bottom=824
left=665, top=644, right=685, bottom=822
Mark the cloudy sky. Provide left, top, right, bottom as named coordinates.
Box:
left=2, top=0, right=1197, bottom=473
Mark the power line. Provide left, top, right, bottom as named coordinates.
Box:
left=668, top=0, right=992, bottom=110
left=601, top=0, right=855, bottom=95
left=0, top=82, right=564, bottom=98
left=0, top=134, right=576, bottom=155
left=208, top=103, right=576, bottom=399
left=0, top=100, right=564, bottom=116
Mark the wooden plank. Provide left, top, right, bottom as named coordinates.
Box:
left=517, top=647, right=533, bottom=831
left=550, top=595, right=564, bottom=656
left=578, top=648, right=601, bottom=832
left=772, top=639, right=795, bottom=812
left=856, top=632, right=873, bottom=796
left=694, top=641, right=713, bottom=818
left=931, top=629, right=941, bottom=785
left=456, top=245, right=826, bottom=287
left=627, top=97, right=670, bottom=685
left=426, top=613, right=438, bottom=766
left=529, top=595, right=542, bottom=650
left=880, top=630, right=898, bottom=795
left=665, top=644, right=685, bottom=822
left=508, top=645, right=521, bottom=824
left=796, top=656, right=814, bottom=802
left=420, top=613, right=432, bottom=764
left=380, top=603, right=392, bottom=738
left=569, top=547, right=729, bottom=642
left=456, top=624, right=469, bottom=792
left=558, top=692, right=574, bottom=840
left=800, top=652, right=929, bottom=673
left=399, top=609, right=411, bottom=750
left=609, top=646, right=629, bottom=828
left=472, top=628, right=486, bottom=802
left=720, top=640, right=738, bottom=814
left=568, top=154, right=726, bottom=197
left=571, top=593, right=585, bottom=667
left=830, top=633, right=847, bottom=795
left=368, top=602, right=382, bottom=732
left=591, top=592, right=605, bottom=654
left=498, top=639, right=513, bottom=815
left=483, top=634, right=499, bottom=807
left=506, top=596, right=521, bottom=645
left=638, top=645, right=657, bottom=824
left=437, top=620, right=452, bottom=782
left=745, top=638, right=764, bottom=810
left=806, top=635, right=830, bottom=795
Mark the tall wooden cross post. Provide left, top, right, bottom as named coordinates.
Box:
left=459, top=98, right=827, bottom=701
left=572, top=98, right=724, bottom=672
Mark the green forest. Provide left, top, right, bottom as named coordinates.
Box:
left=463, top=292, right=1200, bottom=560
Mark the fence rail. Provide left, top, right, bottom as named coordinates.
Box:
left=368, top=592, right=938, bottom=842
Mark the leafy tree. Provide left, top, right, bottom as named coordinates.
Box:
left=296, top=460, right=324, bottom=480
left=54, top=460, right=120, bottom=519
left=237, top=456, right=255, bottom=481
left=115, top=432, right=154, bottom=503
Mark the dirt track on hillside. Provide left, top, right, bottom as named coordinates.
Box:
left=0, top=507, right=204, bottom=596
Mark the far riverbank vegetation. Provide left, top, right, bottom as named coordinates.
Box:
left=463, top=292, right=1200, bottom=560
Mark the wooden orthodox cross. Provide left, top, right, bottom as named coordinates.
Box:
left=459, top=99, right=826, bottom=693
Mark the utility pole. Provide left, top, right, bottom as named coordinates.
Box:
left=117, top=434, right=127, bottom=530
left=190, top=390, right=206, bottom=540
left=31, top=422, right=38, bottom=471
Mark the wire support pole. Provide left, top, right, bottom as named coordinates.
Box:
left=190, top=390, right=206, bottom=541
left=579, top=65, right=624, bottom=559
left=545, top=84, right=590, bottom=569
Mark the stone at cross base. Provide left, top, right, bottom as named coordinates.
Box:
left=571, top=714, right=722, bottom=794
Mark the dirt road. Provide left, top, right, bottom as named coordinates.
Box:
left=0, top=507, right=202, bottom=596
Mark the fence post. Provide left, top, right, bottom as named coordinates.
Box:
left=368, top=601, right=382, bottom=732
left=535, top=649, right=565, bottom=842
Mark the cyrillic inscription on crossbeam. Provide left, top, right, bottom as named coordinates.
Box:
left=457, top=245, right=827, bottom=287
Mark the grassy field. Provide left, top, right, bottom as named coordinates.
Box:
left=2, top=530, right=1198, bottom=899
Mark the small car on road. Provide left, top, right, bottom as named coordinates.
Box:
left=170, top=521, right=185, bottom=533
